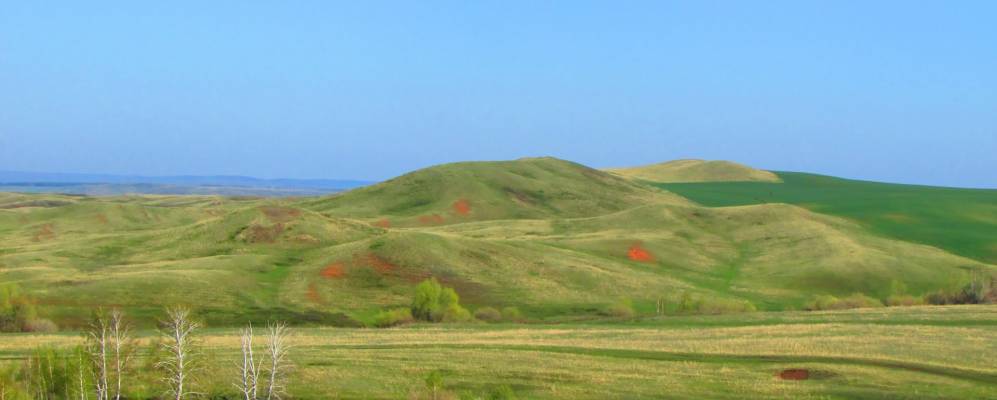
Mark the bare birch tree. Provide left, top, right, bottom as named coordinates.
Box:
left=235, top=324, right=262, bottom=400
left=264, top=322, right=292, bottom=400
left=158, top=307, right=200, bottom=400
left=87, top=311, right=110, bottom=400
left=109, top=309, right=131, bottom=400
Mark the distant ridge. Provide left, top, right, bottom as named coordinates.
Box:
left=0, top=170, right=373, bottom=196
left=606, top=159, right=780, bottom=183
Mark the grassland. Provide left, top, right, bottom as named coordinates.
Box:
left=0, top=158, right=994, bottom=327
left=1, top=306, right=994, bottom=399
left=655, top=172, right=997, bottom=264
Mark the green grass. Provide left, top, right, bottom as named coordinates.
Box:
left=1, top=159, right=994, bottom=326
left=1, top=306, right=995, bottom=399
left=654, top=172, right=997, bottom=264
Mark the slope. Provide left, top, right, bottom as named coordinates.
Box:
left=655, top=171, right=997, bottom=264
left=606, top=159, right=781, bottom=183
left=298, top=157, right=690, bottom=227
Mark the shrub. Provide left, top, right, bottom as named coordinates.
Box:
left=489, top=385, right=518, bottom=400
left=886, top=295, right=924, bottom=307
left=805, top=293, right=883, bottom=311
left=425, top=370, right=444, bottom=400
left=22, top=318, right=58, bottom=333
left=501, top=307, right=522, bottom=322
left=411, top=278, right=470, bottom=323
left=474, top=307, right=502, bottom=323
left=603, top=298, right=635, bottom=318
left=373, top=308, right=414, bottom=328
left=441, top=303, right=472, bottom=323
left=696, top=298, right=757, bottom=314
left=412, top=278, right=444, bottom=321
left=0, top=284, right=41, bottom=332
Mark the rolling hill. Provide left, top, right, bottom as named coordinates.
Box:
left=655, top=172, right=997, bottom=264
left=0, top=158, right=993, bottom=327
left=606, top=159, right=781, bottom=183
left=297, top=157, right=691, bottom=226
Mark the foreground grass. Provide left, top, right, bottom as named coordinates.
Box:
left=1, top=306, right=995, bottom=399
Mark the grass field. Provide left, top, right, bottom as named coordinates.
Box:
left=1, top=306, right=994, bottom=399
left=0, top=159, right=994, bottom=328
left=655, top=172, right=997, bottom=264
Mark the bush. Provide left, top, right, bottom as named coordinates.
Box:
left=489, top=385, right=518, bottom=400
left=603, top=298, right=635, bottom=318
left=441, top=303, right=472, bottom=323
left=22, top=318, right=58, bottom=333
left=695, top=298, right=757, bottom=314
left=411, top=278, right=471, bottom=323
left=0, top=284, right=42, bottom=333
left=886, top=295, right=924, bottom=307
left=923, top=279, right=995, bottom=305
left=805, top=293, right=883, bottom=311
left=474, top=307, right=502, bottom=322
left=412, top=278, right=444, bottom=321
left=373, top=308, right=414, bottom=328
left=501, top=307, right=522, bottom=322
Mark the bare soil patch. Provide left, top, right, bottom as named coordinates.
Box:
left=627, top=242, right=654, bottom=262
left=452, top=198, right=472, bottom=215
left=777, top=369, right=809, bottom=380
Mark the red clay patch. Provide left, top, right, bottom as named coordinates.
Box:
left=320, top=262, right=346, bottom=279
left=452, top=199, right=472, bottom=215
left=373, top=218, right=391, bottom=228
left=418, top=214, right=445, bottom=225
left=627, top=243, right=655, bottom=262
left=777, top=369, right=809, bottom=380
left=356, top=253, right=397, bottom=273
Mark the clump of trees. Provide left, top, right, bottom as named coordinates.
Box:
left=652, top=292, right=757, bottom=316
left=922, top=272, right=996, bottom=305
left=411, top=278, right=471, bottom=323
left=372, top=279, right=524, bottom=327
left=0, top=284, right=57, bottom=333
left=804, top=293, right=883, bottom=311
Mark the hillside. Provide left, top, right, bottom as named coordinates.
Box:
left=656, top=172, right=997, bottom=264
left=607, top=159, right=781, bottom=183
left=0, top=158, right=994, bottom=328
left=297, top=157, right=690, bottom=226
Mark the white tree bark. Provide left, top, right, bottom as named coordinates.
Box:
left=264, top=322, right=291, bottom=400
left=158, top=307, right=200, bottom=400
left=236, top=324, right=262, bottom=400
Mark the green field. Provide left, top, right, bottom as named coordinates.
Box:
left=655, top=172, right=997, bottom=264
left=1, top=306, right=995, bottom=399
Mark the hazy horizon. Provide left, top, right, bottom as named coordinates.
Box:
left=2, top=1, right=995, bottom=187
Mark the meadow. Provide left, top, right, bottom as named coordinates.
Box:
left=0, top=158, right=994, bottom=398
left=1, top=306, right=995, bottom=399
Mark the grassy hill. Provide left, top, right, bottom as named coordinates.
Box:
left=297, top=157, right=690, bottom=227
left=655, top=171, right=997, bottom=264
left=606, top=159, right=781, bottom=183
left=0, top=159, right=993, bottom=328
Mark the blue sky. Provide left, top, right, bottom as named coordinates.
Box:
left=1, top=1, right=995, bottom=187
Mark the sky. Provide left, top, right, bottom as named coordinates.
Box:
left=1, top=1, right=995, bottom=187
